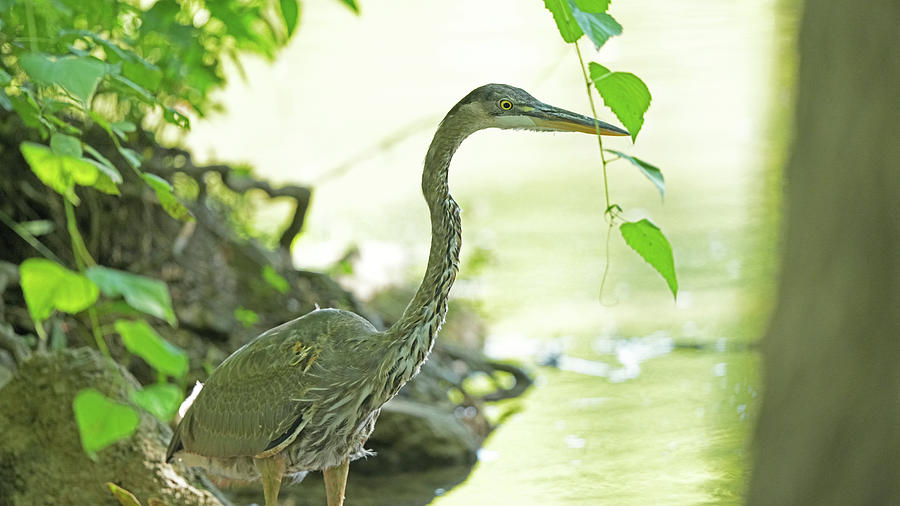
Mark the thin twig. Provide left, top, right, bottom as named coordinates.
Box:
left=0, top=209, right=63, bottom=262
left=575, top=42, right=613, bottom=216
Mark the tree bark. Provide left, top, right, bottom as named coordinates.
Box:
left=747, top=0, right=900, bottom=504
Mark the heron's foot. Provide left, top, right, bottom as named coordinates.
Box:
left=254, top=453, right=286, bottom=506
left=323, top=458, right=350, bottom=506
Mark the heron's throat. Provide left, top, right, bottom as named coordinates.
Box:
left=383, top=118, right=470, bottom=384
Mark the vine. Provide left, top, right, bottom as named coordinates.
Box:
left=0, top=0, right=358, bottom=461
left=543, top=0, right=679, bottom=299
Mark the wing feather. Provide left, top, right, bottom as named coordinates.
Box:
left=170, top=309, right=379, bottom=459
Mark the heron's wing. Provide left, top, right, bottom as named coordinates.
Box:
left=170, top=309, right=378, bottom=459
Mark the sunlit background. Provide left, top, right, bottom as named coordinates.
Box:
left=186, top=0, right=797, bottom=503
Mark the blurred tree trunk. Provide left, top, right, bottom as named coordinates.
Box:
left=747, top=0, right=900, bottom=504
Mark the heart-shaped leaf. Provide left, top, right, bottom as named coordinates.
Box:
left=19, top=258, right=99, bottom=323
left=606, top=150, right=665, bottom=197
left=115, top=319, right=188, bottom=378
left=50, top=133, right=82, bottom=158
left=543, top=0, right=582, bottom=43
left=21, top=142, right=121, bottom=203
left=568, top=0, right=621, bottom=50
left=141, top=173, right=193, bottom=221
left=620, top=219, right=678, bottom=298
left=589, top=63, right=652, bottom=141
left=73, top=388, right=140, bottom=456
left=86, top=266, right=176, bottom=325
left=130, top=383, right=183, bottom=422
left=20, top=53, right=108, bottom=103
left=574, top=0, right=611, bottom=11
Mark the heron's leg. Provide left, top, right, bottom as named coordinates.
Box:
left=254, top=453, right=286, bottom=506
left=323, top=458, right=350, bottom=506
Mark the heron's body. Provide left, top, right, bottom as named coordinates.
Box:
left=166, top=84, right=627, bottom=505
left=168, top=310, right=381, bottom=480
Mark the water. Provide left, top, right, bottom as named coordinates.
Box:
left=186, top=0, right=797, bottom=503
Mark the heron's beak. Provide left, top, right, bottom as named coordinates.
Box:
left=525, top=103, right=629, bottom=136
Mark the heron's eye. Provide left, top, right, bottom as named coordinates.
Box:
left=499, top=99, right=513, bottom=111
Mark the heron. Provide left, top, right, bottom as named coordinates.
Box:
left=165, top=83, right=628, bottom=506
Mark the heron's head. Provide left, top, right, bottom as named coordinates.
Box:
left=446, top=83, right=629, bottom=137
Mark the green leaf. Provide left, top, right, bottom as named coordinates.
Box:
left=73, top=388, right=140, bottom=456
left=338, top=0, right=359, bottom=14
left=574, top=0, right=610, bottom=11
left=109, top=74, right=155, bottom=103
left=163, top=107, right=190, bottom=129
left=606, top=150, right=665, bottom=197
left=95, top=300, right=146, bottom=319
left=619, top=219, right=678, bottom=298
left=130, top=383, right=182, bottom=422
left=568, top=0, right=621, bottom=50
left=9, top=94, right=47, bottom=134
left=86, top=266, right=177, bottom=325
left=0, top=67, right=11, bottom=85
left=20, top=53, right=108, bottom=103
left=115, top=319, right=189, bottom=378
left=141, top=173, right=193, bottom=221
left=84, top=159, right=122, bottom=195
left=262, top=265, right=289, bottom=294
left=589, top=63, right=652, bottom=141
left=83, top=144, right=123, bottom=187
left=21, top=142, right=119, bottom=203
left=108, top=121, right=136, bottom=140
left=234, top=306, right=259, bottom=327
left=543, top=0, right=582, bottom=43
left=280, top=0, right=300, bottom=36
left=0, top=88, right=12, bottom=111
left=19, top=220, right=55, bottom=236
left=111, top=121, right=136, bottom=134
left=20, top=258, right=99, bottom=323
left=118, top=146, right=142, bottom=170
left=50, top=133, right=82, bottom=158
left=121, top=60, right=163, bottom=93
left=106, top=482, right=142, bottom=506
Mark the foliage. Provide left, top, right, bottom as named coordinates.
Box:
left=73, top=388, right=140, bottom=457
left=130, top=383, right=184, bottom=423
left=86, top=266, right=177, bottom=326
left=262, top=264, right=290, bottom=294
left=606, top=150, right=664, bottom=198
left=106, top=482, right=142, bottom=506
left=19, top=258, right=98, bottom=325
left=542, top=0, right=678, bottom=298
left=589, top=63, right=651, bottom=142
left=115, top=319, right=189, bottom=379
left=1, top=0, right=359, bottom=457
left=619, top=219, right=678, bottom=298
left=234, top=306, right=261, bottom=327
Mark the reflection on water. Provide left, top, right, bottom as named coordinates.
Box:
left=540, top=334, right=676, bottom=381
left=435, top=352, right=759, bottom=506
left=185, top=0, right=795, bottom=502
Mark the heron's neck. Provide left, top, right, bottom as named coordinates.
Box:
left=383, top=118, right=471, bottom=383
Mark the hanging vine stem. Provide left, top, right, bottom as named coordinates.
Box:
left=574, top=42, right=620, bottom=301
left=574, top=42, right=619, bottom=221
left=64, top=199, right=110, bottom=357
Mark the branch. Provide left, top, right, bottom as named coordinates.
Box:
left=145, top=145, right=311, bottom=249
left=438, top=342, right=533, bottom=403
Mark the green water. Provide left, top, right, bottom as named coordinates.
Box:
left=186, top=0, right=798, bottom=503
